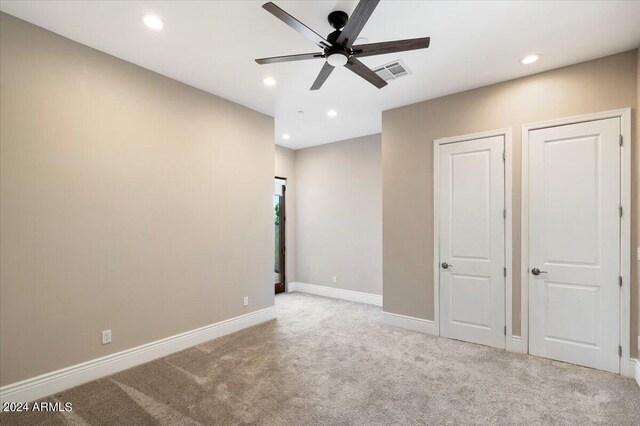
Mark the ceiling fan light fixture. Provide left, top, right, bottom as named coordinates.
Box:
left=327, top=52, right=348, bottom=67
left=520, top=54, right=540, bottom=65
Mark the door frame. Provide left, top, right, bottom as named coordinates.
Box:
left=433, top=128, right=514, bottom=349
left=521, top=108, right=632, bottom=376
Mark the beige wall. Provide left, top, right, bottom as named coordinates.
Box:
left=275, top=145, right=296, bottom=283
left=0, top=13, right=274, bottom=386
left=295, top=134, right=382, bottom=295
left=382, top=50, right=638, bottom=351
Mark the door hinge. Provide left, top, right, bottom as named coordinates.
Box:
left=619, top=134, right=623, bottom=146
left=619, top=276, right=622, bottom=287
left=503, top=209, right=506, bottom=219
left=502, top=151, right=506, bottom=161
left=619, top=205, right=623, bottom=218
left=618, top=345, right=622, bottom=357
left=503, top=267, right=507, bottom=277
left=504, top=326, right=507, bottom=336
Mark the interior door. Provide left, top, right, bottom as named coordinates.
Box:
left=528, top=117, right=620, bottom=373
left=439, top=135, right=505, bottom=348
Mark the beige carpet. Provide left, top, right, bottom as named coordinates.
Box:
left=2, top=292, right=639, bottom=425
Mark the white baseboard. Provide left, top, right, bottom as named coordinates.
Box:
left=634, top=359, right=640, bottom=387
left=621, top=357, right=637, bottom=378
left=507, top=335, right=527, bottom=354
left=0, top=306, right=276, bottom=403
left=380, top=315, right=526, bottom=355
left=380, top=311, right=438, bottom=335
left=288, top=282, right=382, bottom=307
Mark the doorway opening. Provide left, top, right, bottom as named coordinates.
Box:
left=274, top=177, right=286, bottom=294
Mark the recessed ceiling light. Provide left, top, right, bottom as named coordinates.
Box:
left=355, top=37, right=369, bottom=44
left=327, top=109, right=337, bottom=118
left=142, top=14, right=164, bottom=30
left=282, top=134, right=291, bottom=140
left=263, top=77, right=276, bottom=86
left=520, top=54, right=540, bottom=65
left=297, top=110, right=305, bottom=114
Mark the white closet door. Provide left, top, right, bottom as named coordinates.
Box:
left=439, top=135, right=505, bottom=348
left=528, top=117, right=620, bottom=373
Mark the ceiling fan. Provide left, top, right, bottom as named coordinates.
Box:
left=255, top=0, right=430, bottom=90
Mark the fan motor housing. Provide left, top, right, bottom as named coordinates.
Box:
left=327, top=30, right=341, bottom=45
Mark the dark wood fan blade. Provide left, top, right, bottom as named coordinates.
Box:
left=262, top=2, right=331, bottom=49
left=256, top=52, right=324, bottom=64
left=310, top=62, right=335, bottom=90
left=352, top=37, right=430, bottom=58
left=335, top=0, right=380, bottom=48
left=344, top=57, right=387, bottom=89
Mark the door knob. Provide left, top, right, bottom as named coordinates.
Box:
left=441, top=262, right=452, bottom=269
left=531, top=267, right=547, bottom=276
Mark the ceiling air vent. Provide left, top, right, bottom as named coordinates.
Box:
left=373, top=60, right=410, bottom=81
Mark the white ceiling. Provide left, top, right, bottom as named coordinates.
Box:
left=1, top=1, right=639, bottom=149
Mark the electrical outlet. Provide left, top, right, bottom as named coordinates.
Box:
left=332, top=276, right=337, bottom=283
left=102, top=329, right=112, bottom=345
left=243, top=296, right=249, bottom=307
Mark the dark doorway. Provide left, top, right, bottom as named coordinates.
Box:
left=274, top=177, right=286, bottom=294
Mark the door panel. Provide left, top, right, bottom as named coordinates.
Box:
left=439, top=135, right=505, bottom=348
left=545, top=282, right=598, bottom=346
left=528, top=117, right=620, bottom=373
left=450, top=274, right=491, bottom=328
left=450, top=150, right=492, bottom=260
left=544, top=135, right=599, bottom=265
